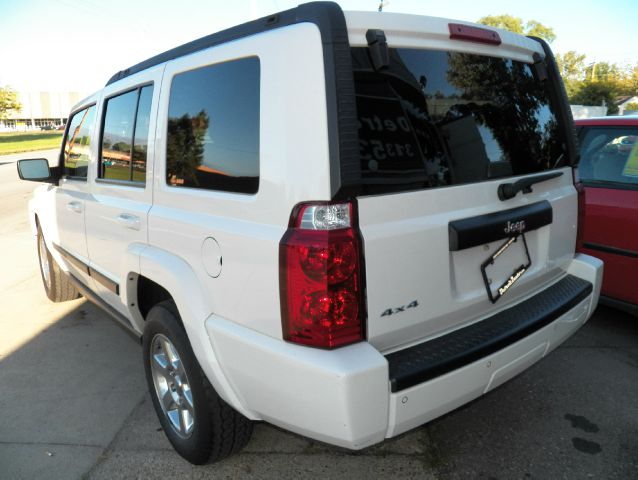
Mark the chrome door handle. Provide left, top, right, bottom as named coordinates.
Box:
left=66, top=201, right=83, bottom=213
left=116, top=213, right=141, bottom=231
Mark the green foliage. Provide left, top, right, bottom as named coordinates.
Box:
left=618, top=64, right=638, bottom=94
left=476, top=14, right=638, bottom=112
left=0, top=86, right=22, bottom=119
left=585, top=62, right=623, bottom=82
left=625, top=102, right=638, bottom=112
left=524, top=20, right=556, bottom=43
left=478, top=14, right=524, bottom=34
left=556, top=51, right=586, bottom=80
left=477, top=14, right=555, bottom=42
left=571, top=81, right=621, bottom=114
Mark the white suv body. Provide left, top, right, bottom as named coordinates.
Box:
left=21, top=2, right=602, bottom=463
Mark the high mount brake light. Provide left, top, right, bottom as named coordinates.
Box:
left=449, top=23, right=502, bottom=46
left=279, top=202, right=365, bottom=349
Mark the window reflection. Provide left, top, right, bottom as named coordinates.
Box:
left=351, top=47, right=565, bottom=192
left=166, top=57, right=260, bottom=194
left=63, top=106, right=96, bottom=178
left=100, top=85, right=153, bottom=182
left=132, top=86, right=153, bottom=181
left=102, top=90, right=136, bottom=181
left=578, top=127, right=638, bottom=185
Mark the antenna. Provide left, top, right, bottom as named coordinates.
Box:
left=378, top=1, right=390, bottom=12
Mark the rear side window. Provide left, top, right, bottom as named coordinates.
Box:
left=166, top=57, right=260, bottom=194
left=578, top=126, right=638, bottom=187
left=100, top=85, right=153, bottom=183
left=351, top=47, right=567, bottom=193
left=63, top=105, right=96, bottom=178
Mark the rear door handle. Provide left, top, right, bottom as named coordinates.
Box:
left=116, top=213, right=141, bottom=231
left=66, top=201, right=83, bottom=213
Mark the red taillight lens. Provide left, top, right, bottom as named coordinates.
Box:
left=279, top=202, right=365, bottom=349
left=573, top=167, right=586, bottom=250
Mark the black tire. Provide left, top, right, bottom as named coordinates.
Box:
left=37, top=225, right=80, bottom=302
left=143, top=300, right=253, bottom=464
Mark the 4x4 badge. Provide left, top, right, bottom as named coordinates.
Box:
left=381, top=300, right=419, bottom=317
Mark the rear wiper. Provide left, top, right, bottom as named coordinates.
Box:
left=497, top=171, right=563, bottom=201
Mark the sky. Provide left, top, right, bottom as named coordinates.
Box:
left=0, top=0, right=636, bottom=94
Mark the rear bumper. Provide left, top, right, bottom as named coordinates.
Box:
left=204, top=253, right=602, bottom=449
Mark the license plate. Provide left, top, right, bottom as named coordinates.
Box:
left=480, top=234, right=531, bottom=303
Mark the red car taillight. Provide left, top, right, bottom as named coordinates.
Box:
left=279, top=202, right=365, bottom=349
left=573, top=166, right=586, bottom=250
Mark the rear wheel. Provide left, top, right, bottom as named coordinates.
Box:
left=37, top=226, right=80, bottom=302
left=143, top=300, right=253, bottom=464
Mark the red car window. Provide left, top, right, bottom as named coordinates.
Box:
left=579, top=126, right=638, bottom=186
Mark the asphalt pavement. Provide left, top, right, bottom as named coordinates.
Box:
left=0, top=150, right=636, bottom=479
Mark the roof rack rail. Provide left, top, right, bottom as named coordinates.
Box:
left=106, top=1, right=341, bottom=86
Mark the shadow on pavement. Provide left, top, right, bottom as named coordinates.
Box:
left=1, top=297, right=636, bottom=480
left=0, top=299, right=146, bottom=480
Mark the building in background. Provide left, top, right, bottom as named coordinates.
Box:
left=616, top=96, right=638, bottom=116
left=0, top=91, right=89, bottom=131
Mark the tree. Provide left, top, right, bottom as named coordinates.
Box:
left=478, top=14, right=524, bottom=34
left=478, top=14, right=556, bottom=43
left=571, top=81, right=620, bottom=114
left=446, top=52, right=561, bottom=173
left=585, top=62, right=623, bottom=82
left=0, top=86, right=21, bottom=119
left=166, top=110, right=209, bottom=186
left=525, top=20, right=557, bottom=43
left=555, top=51, right=586, bottom=80
left=618, top=64, right=638, bottom=95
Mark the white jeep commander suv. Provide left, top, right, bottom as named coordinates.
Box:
left=18, top=1, right=603, bottom=465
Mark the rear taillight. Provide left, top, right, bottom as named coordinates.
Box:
left=279, top=202, right=365, bottom=349
left=573, top=167, right=586, bottom=250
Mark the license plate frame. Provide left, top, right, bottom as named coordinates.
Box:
left=480, top=233, right=532, bottom=304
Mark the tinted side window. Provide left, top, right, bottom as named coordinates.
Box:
left=100, top=85, right=153, bottom=183
left=166, top=57, right=260, bottom=194
left=133, top=87, right=153, bottom=180
left=578, top=126, right=638, bottom=187
left=63, top=105, right=96, bottom=178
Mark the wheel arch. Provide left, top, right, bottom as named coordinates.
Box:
left=134, top=244, right=254, bottom=419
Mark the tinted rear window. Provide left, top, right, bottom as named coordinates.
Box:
left=351, top=47, right=567, bottom=193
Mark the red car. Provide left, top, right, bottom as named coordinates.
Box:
left=576, top=116, right=638, bottom=315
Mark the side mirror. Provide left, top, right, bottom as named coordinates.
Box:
left=16, top=158, right=57, bottom=184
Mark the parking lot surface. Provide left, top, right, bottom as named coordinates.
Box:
left=1, top=151, right=637, bottom=479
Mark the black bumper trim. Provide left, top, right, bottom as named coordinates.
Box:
left=53, top=243, right=120, bottom=295
left=386, top=274, right=592, bottom=392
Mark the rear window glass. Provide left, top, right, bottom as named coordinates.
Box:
left=351, top=47, right=567, bottom=193
left=578, top=126, right=638, bottom=187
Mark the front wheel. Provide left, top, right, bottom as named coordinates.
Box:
left=37, top=226, right=80, bottom=302
left=143, top=300, right=253, bottom=464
